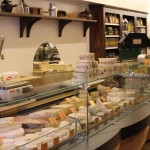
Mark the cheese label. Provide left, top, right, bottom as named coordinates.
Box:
left=89, top=100, right=96, bottom=106
left=65, top=98, right=73, bottom=103
left=100, top=96, right=107, bottom=102
left=70, top=107, right=77, bottom=113
left=58, top=111, right=67, bottom=120
left=41, top=142, right=48, bottom=150
left=69, top=129, right=75, bottom=137
left=48, top=117, right=58, bottom=126
left=53, top=137, right=59, bottom=146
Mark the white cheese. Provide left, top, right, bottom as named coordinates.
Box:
left=59, top=121, right=70, bottom=130
left=0, top=117, right=14, bottom=125
left=70, top=123, right=81, bottom=132
left=0, top=128, right=24, bottom=138
left=2, top=143, right=16, bottom=150
left=0, top=122, right=22, bottom=133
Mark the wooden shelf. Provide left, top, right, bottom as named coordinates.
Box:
left=105, top=23, right=120, bottom=26
left=0, top=12, right=97, bottom=37
left=105, top=47, right=118, bottom=50
left=136, top=25, right=146, bottom=28
left=105, top=35, right=120, bottom=38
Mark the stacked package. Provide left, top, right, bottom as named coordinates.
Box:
left=73, top=53, right=99, bottom=83
left=97, top=58, right=117, bottom=77
left=97, top=58, right=129, bottom=77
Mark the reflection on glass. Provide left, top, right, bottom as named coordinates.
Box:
left=34, top=42, right=61, bottom=64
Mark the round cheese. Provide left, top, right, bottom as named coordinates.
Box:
left=70, top=123, right=81, bottom=132
left=59, top=121, right=70, bottom=130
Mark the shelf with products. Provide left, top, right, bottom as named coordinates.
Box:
left=89, top=4, right=148, bottom=59
left=105, top=37, right=119, bottom=49
left=136, top=17, right=146, bottom=26
left=105, top=12, right=120, bottom=24
left=136, top=17, right=147, bottom=33
left=0, top=12, right=97, bottom=37
left=122, top=15, right=134, bottom=33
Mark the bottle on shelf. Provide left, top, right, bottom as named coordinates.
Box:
left=18, top=0, right=24, bottom=14
left=49, top=1, right=57, bottom=17
left=18, top=0, right=29, bottom=14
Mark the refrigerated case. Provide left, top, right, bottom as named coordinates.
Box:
left=0, top=62, right=150, bottom=150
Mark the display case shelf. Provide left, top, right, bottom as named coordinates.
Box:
left=0, top=62, right=149, bottom=149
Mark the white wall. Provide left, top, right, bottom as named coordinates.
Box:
left=0, top=0, right=150, bottom=75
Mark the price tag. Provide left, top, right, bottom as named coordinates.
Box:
left=53, top=137, right=59, bottom=146
left=48, top=117, right=58, bottom=126
left=95, top=117, right=99, bottom=124
left=58, top=111, right=67, bottom=120
left=89, top=100, right=96, bottom=106
left=100, top=96, right=107, bottom=102
left=41, top=142, right=48, bottom=150
left=69, top=129, right=75, bottom=137
left=65, top=98, right=73, bottom=103
left=70, top=107, right=77, bottom=113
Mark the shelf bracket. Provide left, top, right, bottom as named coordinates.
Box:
left=26, top=18, right=41, bottom=37
left=20, top=17, right=41, bottom=38
left=58, top=20, right=72, bottom=37
left=83, top=22, right=93, bottom=37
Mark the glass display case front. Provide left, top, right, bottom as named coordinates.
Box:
left=0, top=58, right=149, bottom=150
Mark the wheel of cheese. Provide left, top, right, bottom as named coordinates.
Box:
left=70, top=123, right=81, bottom=132
left=59, top=121, right=70, bottom=130
left=41, top=127, right=59, bottom=137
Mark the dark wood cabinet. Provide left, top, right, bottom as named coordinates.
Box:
left=89, top=4, right=148, bottom=60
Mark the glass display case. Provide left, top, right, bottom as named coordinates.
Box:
left=0, top=62, right=149, bottom=150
